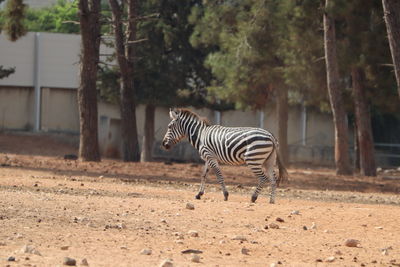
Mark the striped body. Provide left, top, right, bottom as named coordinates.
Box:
left=162, top=108, right=287, bottom=203
left=198, top=125, right=275, bottom=166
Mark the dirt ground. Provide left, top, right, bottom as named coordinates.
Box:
left=1, top=132, right=400, bottom=267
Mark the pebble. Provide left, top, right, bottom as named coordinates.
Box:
left=181, top=249, right=203, bottom=254
left=303, top=226, right=308, bottom=230
left=186, top=203, right=195, bottom=210
left=60, top=246, right=69, bottom=250
left=159, top=259, right=173, bottom=267
left=21, top=245, right=42, bottom=256
left=0, top=242, right=6, bottom=246
left=241, top=247, right=250, bottom=255
left=191, top=254, right=201, bottom=263
left=268, top=223, right=279, bottom=229
left=291, top=210, right=300, bottom=215
left=310, top=222, right=317, bottom=230
left=63, top=257, right=77, bottom=266
left=81, top=258, right=89, bottom=266
left=140, top=249, right=152, bottom=255
left=276, top=217, right=285, bottom=223
left=344, top=239, right=360, bottom=247
left=188, top=230, right=199, bottom=237
left=7, top=256, right=16, bottom=262
left=325, top=256, right=335, bottom=262
left=231, top=235, right=247, bottom=241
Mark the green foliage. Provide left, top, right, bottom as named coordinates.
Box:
left=2, top=0, right=27, bottom=41
left=25, top=0, right=79, bottom=33
left=134, top=0, right=213, bottom=108
left=97, top=66, right=120, bottom=104
left=191, top=0, right=286, bottom=110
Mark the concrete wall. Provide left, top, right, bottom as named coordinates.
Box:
left=0, top=84, right=337, bottom=164
left=0, top=32, right=114, bottom=89
left=41, top=88, right=80, bottom=132
left=0, top=87, right=35, bottom=130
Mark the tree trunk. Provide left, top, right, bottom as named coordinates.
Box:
left=77, top=0, right=101, bottom=162
left=382, top=0, right=400, bottom=99
left=276, top=86, right=289, bottom=166
left=141, top=104, right=155, bottom=162
left=323, top=0, right=352, bottom=175
left=109, top=0, right=140, bottom=162
left=353, top=121, right=360, bottom=173
left=351, top=67, right=376, bottom=176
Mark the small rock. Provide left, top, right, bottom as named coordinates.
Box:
left=381, top=246, right=393, bottom=255
left=159, top=259, right=173, bottom=267
left=303, top=226, right=308, bottom=230
left=117, top=223, right=127, bottom=229
left=291, top=210, right=300, bottom=215
left=63, top=257, right=76, bottom=266
left=81, top=258, right=89, bottom=266
left=344, top=239, right=360, bottom=247
left=325, top=256, right=335, bottom=262
left=181, top=249, right=203, bottom=254
left=140, top=249, right=152, bottom=255
left=7, top=256, right=16, bottom=262
left=310, top=222, right=317, bottom=230
left=275, top=217, right=285, bottom=223
left=60, top=246, right=69, bottom=250
left=160, top=219, right=167, bottom=223
left=269, top=223, right=279, bottom=229
left=219, top=240, right=226, bottom=244
left=375, top=226, right=383, bottom=230
left=231, top=235, right=247, bottom=241
left=191, top=254, right=201, bottom=263
left=186, top=203, right=195, bottom=210
left=241, top=247, right=250, bottom=255
left=21, top=245, right=42, bottom=256
left=0, top=242, right=6, bottom=246
left=188, top=230, right=199, bottom=237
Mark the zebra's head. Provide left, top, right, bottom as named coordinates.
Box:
left=162, top=108, right=185, bottom=150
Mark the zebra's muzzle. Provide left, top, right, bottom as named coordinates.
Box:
left=162, top=140, right=171, bottom=150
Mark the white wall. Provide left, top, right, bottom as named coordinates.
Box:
left=0, top=32, right=113, bottom=89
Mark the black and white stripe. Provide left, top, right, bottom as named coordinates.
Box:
left=162, top=108, right=288, bottom=203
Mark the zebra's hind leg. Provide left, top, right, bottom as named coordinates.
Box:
left=268, top=170, right=277, bottom=204
left=208, top=159, right=229, bottom=201
left=196, top=163, right=209, bottom=200
left=248, top=165, right=269, bottom=203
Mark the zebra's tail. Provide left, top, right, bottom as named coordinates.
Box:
left=276, top=149, right=288, bottom=187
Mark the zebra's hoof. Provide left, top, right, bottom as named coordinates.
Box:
left=195, top=194, right=201, bottom=200
left=223, top=191, right=229, bottom=201
left=251, top=195, right=258, bottom=203
left=269, top=199, right=275, bottom=204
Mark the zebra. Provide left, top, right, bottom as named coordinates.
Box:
left=162, top=108, right=288, bottom=203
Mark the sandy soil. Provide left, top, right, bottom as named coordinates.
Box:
left=1, top=132, right=400, bottom=267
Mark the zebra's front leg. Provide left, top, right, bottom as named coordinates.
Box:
left=195, top=163, right=209, bottom=200
left=248, top=165, right=269, bottom=203
left=209, top=160, right=229, bottom=201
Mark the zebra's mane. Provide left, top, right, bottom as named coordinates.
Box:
left=177, top=108, right=211, bottom=126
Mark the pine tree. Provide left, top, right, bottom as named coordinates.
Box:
left=77, top=0, right=101, bottom=162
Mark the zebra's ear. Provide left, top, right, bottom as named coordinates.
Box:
left=169, top=108, right=178, bottom=120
